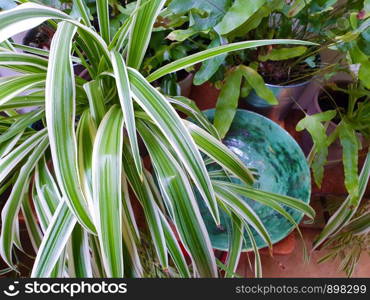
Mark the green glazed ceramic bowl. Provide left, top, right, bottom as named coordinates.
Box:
left=198, top=109, right=311, bottom=251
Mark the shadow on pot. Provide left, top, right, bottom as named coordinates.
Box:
left=242, top=81, right=311, bottom=121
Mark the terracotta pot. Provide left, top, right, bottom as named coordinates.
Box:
left=299, top=81, right=369, bottom=164
left=178, top=73, right=194, bottom=98
left=189, top=81, right=220, bottom=110
left=243, top=81, right=311, bottom=121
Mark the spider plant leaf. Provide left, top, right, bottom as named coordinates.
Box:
left=0, top=40, right=15, bottom=51
left=147, top=39, right=317, bottom=82
left=0, top=74, right=45, bottom=106
left=34, top=158, right=61, bottom=228
left=0, top=2, right=70, bottom=42
left=129, top=68, right=220, bottom=225
left=0, top=52, right=48, bottom=72
left=109, top=17, right=133, bottom=51
left=0, top=109, right=44, bottom=144
left=216, top=181, right=315, bottom=219
left=90, top=236, right=105, bottom=277
left=214, top=184, right=272, bottom=248
left=13, top=207, right=24, bottom=254
left=158, top=210, right=191, bottom=278
left=313, top=151, right=370, bottom=250
left=96, top=0, right=110, bottom=44
left=121, top=178, right=143, bottom=278
left=137, top=120, right=217, bottom=277
left=224, top=214, right=243, bottom=278
left=0, top=268, right=12, bottom=276
left=0, top=95, right=45, bottom=110
left=83, top=81, right=106, bottom=125
left=68, top=225, right=92, bottom=278
left=0, top=131, right=22, bottom=159
left=184, top=120, right=255, bottom=185
left=342, top=212, right=370, bottom=235
left=76, top=110, right=96, bottom=216
left=45, top=21, right=95, bottom=233
left=127, top=0, right=166, bottom=69
left=31, top=201, right=77, bottom=278
left=245, top=224, right=262, bottom=277
left=0, top=129, right=47, bottom=184
left=121, top=167, right=140, bottom=243
left=214, top=67, right=243, bottom=138
left=122, top=140, right=168, bottom=270
left=111, top=51, right=142, bottom=176
left=0, top=3, right=110, bottom=62
left=21, top=187, right=42, bottom=252
left=214, top=181, right=311, bottom=258
left=92, top=105, right=124, bottom=277
left=11, top=43, right=54, bottom=60
left=168, top=96, right=220, bottom=139
left=32, top=191, right=50, bottom=234
left=73, top=0, right=92, bottom=27
left=0, top=136, right=48, bottom=268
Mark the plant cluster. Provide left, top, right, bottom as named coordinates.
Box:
left=0, top=0, right=314, bottom=278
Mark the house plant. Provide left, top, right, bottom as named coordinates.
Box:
left=166, top=1, right=322, bottom=131
left=0, top=1, right=315, bottom=278
left=167, top=0, right=370, bottom=138
left=295, top=78, right=370, bottom=276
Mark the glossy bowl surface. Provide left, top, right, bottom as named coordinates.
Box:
left=198, top=109, right=311, bottom=251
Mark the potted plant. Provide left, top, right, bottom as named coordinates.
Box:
left=0, top=1, right=315, bottom=278
left=295, top=79, right=369, bottom=277
left=165, top=0, right=324, bottom=137
left=167, top=0, right=370, bottom=138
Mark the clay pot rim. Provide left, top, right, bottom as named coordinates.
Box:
left=265, top=80, right=311, bottom=89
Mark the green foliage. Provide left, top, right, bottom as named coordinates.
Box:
left=0, top=1, right=315, bottom=278
left=296, top=110, right=337, bottom=187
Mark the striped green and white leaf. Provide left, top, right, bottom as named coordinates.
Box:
left=0, top=3, right=110, bottom=60
left=96, top=0, right=110, bottom=44
left=127, top=0, right=166, bottom=69
left=313, top=151, right=370, bottom=250
left=0, top=129, right=47, bottom=184
left=0, top=94, right=45, bottom=110
left=31, top=201, right=76, bottom=277
left=158, top=210, right=191, bottom=278
left=45, top=21, right=95, bottom=233
left=0, top=52, right=48, bottom=73
left=68, top=225, right=92, bottom=277
left=184, top=120, right=255, bottom=186
left=137, top=120, right=217, bottom=277
left=0, top=136, right=48, bottom=268
left=224, top=214, right=243, bottom=278
left=214, top=184, right=272, bottom=248
left=122, top=139, right=168, bottom=270
left=92, top=105, right=124, bottom=277
left=0, top=110, right=44, bottom=144
left=216, top=181, right=315, bottom=219
left=0, top=3, right=70, bottom=42
left=167, top=96, right=220, bottom=139
left=0, top=74, right=45, bottom=106
left=129, top=68, right=219, bottom=225
left=111, top=51, right=142, bottom=176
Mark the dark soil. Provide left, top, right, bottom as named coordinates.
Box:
left=318, top=82, right=367, bottom=124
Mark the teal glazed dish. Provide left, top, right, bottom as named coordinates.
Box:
left=198, top=109, right=311, bottom=251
